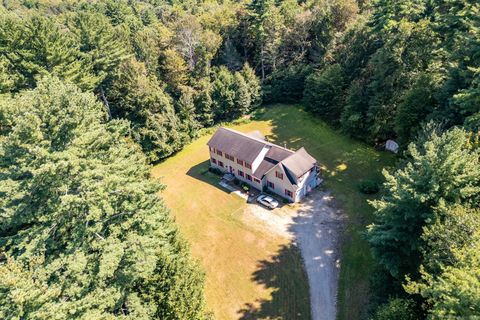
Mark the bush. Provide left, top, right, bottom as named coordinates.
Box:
left=233, top=178, right=240, bottom=185
left=358, top=179, right=380, bottom=194
left=241, top=183, right=250, bottom=192
left=208, top=167, right=222, bottom=176
left=371, top=298, right=417, bottom=320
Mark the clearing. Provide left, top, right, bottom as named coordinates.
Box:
left=151, top=104, right=395, bottom=319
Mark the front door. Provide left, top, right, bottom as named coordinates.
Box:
left=229, top=166, right=234, bottom=174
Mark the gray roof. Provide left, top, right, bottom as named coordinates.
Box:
left=207, top=127, right=266, bottom=163
left=253, top=160, right=276, bottom=178
left=281, top=147, right=317, bottom=177
left=265, top=145, right=293, bottom=162
left=207, top=127, right=317, bottom=178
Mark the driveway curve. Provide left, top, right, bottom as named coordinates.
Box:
left=243, top=191, right=344, bottom=320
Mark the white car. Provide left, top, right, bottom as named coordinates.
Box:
left=256, top=195, right=279, bottom=209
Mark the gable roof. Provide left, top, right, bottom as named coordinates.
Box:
left=281, top=147, right=317, bottom=177
left=207, top=127, right=317, bottom=179
left=207, top=127, right=266, bottom=163
left=265, top=145, right=293, bottom=162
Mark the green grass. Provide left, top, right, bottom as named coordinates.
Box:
left=151, top=116, right=311, bottom=320
left=252, top=105, right=396, bottom=320
left=152, top=104, right=395, bottom=319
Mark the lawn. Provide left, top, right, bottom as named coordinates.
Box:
left=151, top=104, right=395, bottom=319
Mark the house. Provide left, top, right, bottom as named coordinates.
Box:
left=207, top=127, right=321, bottom=202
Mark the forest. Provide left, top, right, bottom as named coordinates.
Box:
left=0, top=0, right=479, bottom=319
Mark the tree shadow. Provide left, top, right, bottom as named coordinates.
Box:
left=238, top=243, right=311, bottom=320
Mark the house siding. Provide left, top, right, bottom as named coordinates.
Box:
left=209, top=148, right=263, bottom=191
left=265, top=168, right=295, bottom=202
left=208, top=129, right=320, bottom=202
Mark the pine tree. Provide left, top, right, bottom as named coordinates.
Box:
left=0, top=13, right=98, bottom=91
left=240, top=63, right=262, bottom=108
left=367, top=127, right=480, bottom=279
left=0, top=77, right=209, bottom=319
left=68, top=11, right=130, bottom=84
left=303, top=64, right=344, bottom=124
left=177, top=85, right=201, bottom=142
left=234, top=72, right=252, bottom=117
left=108, top=58, right=184, bottom=162
left=194, top=77, right=214, bottom=127
left=405, top=205, right=480, bottom=318
left=211, top=66, right=236, bottom=121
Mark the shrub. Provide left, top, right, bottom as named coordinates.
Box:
left=358, top=179, right=380, bottom=194
left=371, top=298, right=417, bottom=320
left=208, top=167, right=222, bottom=175
left=233, top=178, right=240, bottom=185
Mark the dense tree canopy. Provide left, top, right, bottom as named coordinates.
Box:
left=0, top=78, right=209, bottom=319
left=1, top=0, right=479, bottom=318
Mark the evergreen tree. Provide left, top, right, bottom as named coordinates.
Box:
left=367, top=127, right=480, bottom=279
left=68, top=11, right=130, bottom=85
left=108, top=58, right=184, bottom=162
left=394, top=74, right=438, bottom=147
left=303, top=64, right=344, bottom=124
left=211, top=66, right=236, bottom=121
left=0, top=13, right=98, bottom=91
left=0, top=77, right=209, bottom=319
left=194, top=78, right=214, bottom=127
left=240, top=62, right=263, bottom=108
left=177, top=85, right=201, bottom=142
left=406, top=205, right=480, bottom=318
left=233, top=72, right=251, bottom=117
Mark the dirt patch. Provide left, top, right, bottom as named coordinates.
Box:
left=243, top=191, right=345, bottom=320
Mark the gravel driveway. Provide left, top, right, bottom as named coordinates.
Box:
left=243, top=191, right=344, bottom=320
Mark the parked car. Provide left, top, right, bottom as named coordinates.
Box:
left=256, top=194, right=279, bottom=209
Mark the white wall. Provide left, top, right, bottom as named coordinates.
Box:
left=264, top=166, right=295, bottom=201
left=209, top=148, right=262, bottom=190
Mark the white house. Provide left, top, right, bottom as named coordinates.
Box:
left=207, top=127, right=321, bottom=202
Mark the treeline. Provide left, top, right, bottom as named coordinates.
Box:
left=366, top=126, right=480, bottom=319
left=302, top=0, right=480, bottom=148
left=0, top=78, right=211, bottom=319
left=1, top=0, right=479, bottom=319
left=0, top=1, right=261, bottom=162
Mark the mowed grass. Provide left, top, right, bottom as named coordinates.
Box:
left=151, top=116, right=311, bottom=319
left=252, top=105, right=396, bottom=320
left=151, top=104, right=395, bottom=319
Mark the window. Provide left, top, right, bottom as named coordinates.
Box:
left=245, top=162, right=252, bottom=169
left=218, top=161, right=224, bottom=167
left=267, top=181, right=274, bottom=189
left=209, top=146, right=212, bottom=152
left=275, top=171, right=283, bottom=179
left=216, top=149, right=223, bottom=156
left=253, top=178, right=261, bottom=183
left=285, top=189, right=293, bottom=198
left=238, top=170, right=244, bottom=177
left=237, top=159, right=244, bottom=166
left=246, top=174, right=252, bottom=181
left=212, top=158, right=217, bottom=164
left=225, top=153, right=234, bottom=161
